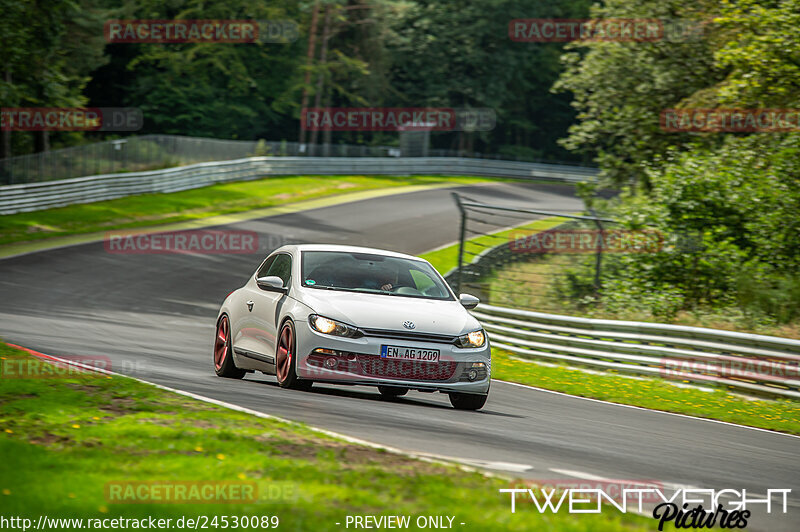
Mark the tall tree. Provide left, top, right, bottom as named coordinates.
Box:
left=386, top=0, right=590, bottom=159
left=1, top=0, right=108, bottom=155
left=554, top=0, right=723, bottom=187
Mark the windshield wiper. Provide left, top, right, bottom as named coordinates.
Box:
left=306, top=284, right=347, bottom=291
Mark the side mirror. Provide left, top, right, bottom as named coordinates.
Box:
left=459, top=293, right=480, bottom=310
left=256, top=276, right=286, bottom=292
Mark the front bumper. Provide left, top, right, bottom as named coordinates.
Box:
left=295, top=321, right=491, bottom=395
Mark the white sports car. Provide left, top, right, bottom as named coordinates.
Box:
left=213, top=244, right=491, bottom=410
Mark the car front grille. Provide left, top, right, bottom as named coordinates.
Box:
left=356, top=354, right=457, bottom=381
left=359, top=328, right=459, bottom=345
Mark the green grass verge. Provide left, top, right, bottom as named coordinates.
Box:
left=492, top=350, right=800, bottom=435
left=419, top=217, right=569, bottom=274
left=0, top=175, right=489, bottom=248
left=484, top=254, right=577, bottom=314
left=0, top=343, right=654, bottom=531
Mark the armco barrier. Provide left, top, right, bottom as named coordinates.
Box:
left=474, top=304, right=800, bottom=400
left=0, top=156, right=598, bottom=215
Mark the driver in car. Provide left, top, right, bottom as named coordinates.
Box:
left=379, top=270, right=397, bottom=291
left=364, top=267, right=399, bottom=291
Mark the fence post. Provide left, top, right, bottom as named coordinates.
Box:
left=589, top=207, right=603, bottom=294
left=452, top=192, right=467, bottom=295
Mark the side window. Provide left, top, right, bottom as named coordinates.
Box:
left=267, top=254, right=292, bottom=286
left=256, top=256, right=276, bottom=279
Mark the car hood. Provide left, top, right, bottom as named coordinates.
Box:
left=296, top=289, right=479, bottom=336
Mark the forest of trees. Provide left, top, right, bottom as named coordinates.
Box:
left=556, top=0, right=800, bottom=326
left=0, top=0, right=591, bottom=162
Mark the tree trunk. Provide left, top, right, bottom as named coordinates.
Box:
left=308, top=5, right=332, bottom=150
left=34, top=131, right=49, bottom=153
left=298, top=2, right=320, bottom=149
left=1, top=71, right=12, bottom=159
left=322, top=87, right=332, bottom=156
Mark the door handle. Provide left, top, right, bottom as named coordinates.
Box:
left=246, top=300, right=254, bottom=312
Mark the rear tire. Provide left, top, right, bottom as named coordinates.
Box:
left=378, top=386, right=408, bottom=397
left=449, top=392, right=487, bottom=410
left=276, top=320, right=313, bottom=391
left=214, top=315, right=246, bottom=379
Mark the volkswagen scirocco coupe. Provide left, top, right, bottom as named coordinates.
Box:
left=213, top=244, right=490, bottom=410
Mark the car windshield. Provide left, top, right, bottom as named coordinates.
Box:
left=301, top=251, right=453, bottom=300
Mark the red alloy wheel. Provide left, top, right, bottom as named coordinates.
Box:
left=276, top=323, right=293, bottom=383
left=214, top=315, right=230, bottom=371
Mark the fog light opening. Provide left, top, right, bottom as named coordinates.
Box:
left=324, top=357, right=337, bottom=369
left=467, top=369, right=478, bottom=381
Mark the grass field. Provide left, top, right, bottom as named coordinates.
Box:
left=419, top=217, right=570, bottom=274
left=0, top=343, right=654, bottom=531
left=0, top=175, right=488, bottom=248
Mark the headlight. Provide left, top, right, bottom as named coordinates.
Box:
left=308, top=314, right=360, bottom=338
left=456, top=329, right=486, bottom=348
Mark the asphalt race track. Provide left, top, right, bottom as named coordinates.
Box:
left=1, top=181, right=798, bottom=531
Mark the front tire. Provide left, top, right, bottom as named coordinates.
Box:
left=214, top=315, right=245, bottom=379
left=449, top=392, right=487, bottom=410
left=276, top=320, right=312, bottom=391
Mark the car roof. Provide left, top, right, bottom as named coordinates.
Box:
left=278, top=244, right=425, bottom=262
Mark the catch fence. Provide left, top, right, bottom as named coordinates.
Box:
left=0, top=134, right=594, bottom=186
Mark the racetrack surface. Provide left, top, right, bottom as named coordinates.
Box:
left=1, top=180, right=797, bottom=530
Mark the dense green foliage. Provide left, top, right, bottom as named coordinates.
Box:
left=3, top=0, right=589, bottom=161
left=556, top=0, right=800, bottom=326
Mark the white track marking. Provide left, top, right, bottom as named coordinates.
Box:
left=548, top=468, right=613, bottom=481
left=414, top=452, right=533, bottom=473
left=495, top=380, right=800, bottom=440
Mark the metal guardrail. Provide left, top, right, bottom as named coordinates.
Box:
left=474, top=304, right=800, bottom=400
left=0, top=156, right=599, bottom=215
left=0, top=135, right=403, bottom=185
left=0, top=134, right=595, bottom=185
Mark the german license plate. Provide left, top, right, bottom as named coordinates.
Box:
left=380, top=345, right=440, bottom=363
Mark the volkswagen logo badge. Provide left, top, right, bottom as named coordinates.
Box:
left=403, top=321, right=416, bottom=330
